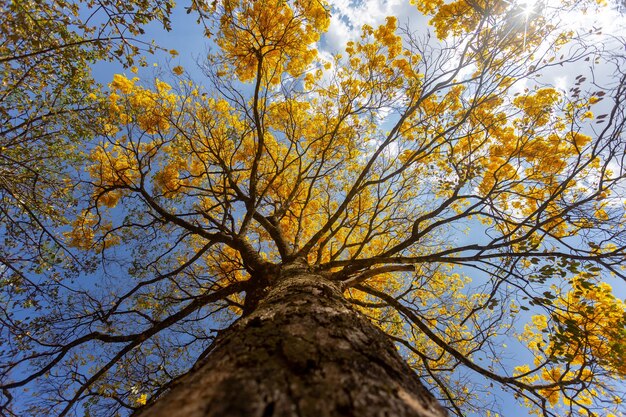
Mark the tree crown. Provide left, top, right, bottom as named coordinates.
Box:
left=1, top=1, right=626, bottom=416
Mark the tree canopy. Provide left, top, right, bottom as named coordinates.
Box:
left=1, top=0, right=626, bottom=416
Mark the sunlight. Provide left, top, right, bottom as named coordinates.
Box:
left=510, top=0, right=626, bottom=35
left=505, top=0, right=626, bottom=48
left=518, top=0, right=539, bottom=16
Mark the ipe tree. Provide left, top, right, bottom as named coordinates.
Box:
left=1, top=1, right=626, bottom=417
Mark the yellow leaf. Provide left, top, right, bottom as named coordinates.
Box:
left=136, top=393, right=148, bottom=406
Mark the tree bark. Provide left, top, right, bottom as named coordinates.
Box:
left=136, top=262, right=448, bottom=417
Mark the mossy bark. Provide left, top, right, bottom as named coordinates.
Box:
left=136, top=263, right=448, bottom=417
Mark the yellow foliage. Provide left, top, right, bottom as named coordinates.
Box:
left=63, top=212, right=119, bottom=250
left=513, top=88, right=561, bottom=127
left=110, top=73, right=135, bottom=94
left=107, top=74, right=176, bottom=134
left=63, top=211, right=98, bottom=250
left=516, top=275, right=626, bottom=411
left=136, top=393, right=148, bottom=406
left=88, top=143, right=140, bottom=208
left=217, top=0, right=329, bottom=84
left=153, top=163, right=183, bottom=197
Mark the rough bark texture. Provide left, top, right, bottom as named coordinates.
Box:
left=136, top=263, right=448, bottom=417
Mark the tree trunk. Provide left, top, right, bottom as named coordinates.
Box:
left=136, top=262, right=448, bottom=417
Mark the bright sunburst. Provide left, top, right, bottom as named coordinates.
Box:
left=518, top=0, right=539, bottom=16
left=512, top=0, right=626, bottom=32
left=506, top=0, right=626, bottom=47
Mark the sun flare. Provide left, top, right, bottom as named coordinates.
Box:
left=511, top=0, right=626, bottom=32
left=518, top=0, right=540, bottom=16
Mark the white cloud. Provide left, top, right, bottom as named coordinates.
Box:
left=323, top=0, right=413, bottom=53
left=324, top=12, right=352, bottom=53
